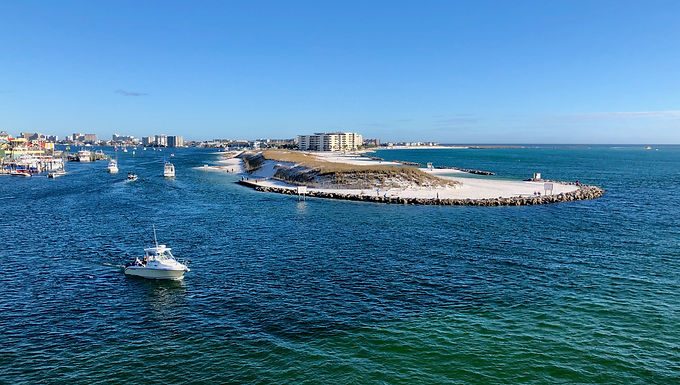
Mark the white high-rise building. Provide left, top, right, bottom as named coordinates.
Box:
left=297, top=132, right=363, bottom=151
left=167, top=136, right=184, bottom=148
left=155, top=134, right=167, bottom=147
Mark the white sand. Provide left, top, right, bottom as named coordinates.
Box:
left=235, top=151, right=578, bottom=200
left=196, top=156, right=245, bottom=173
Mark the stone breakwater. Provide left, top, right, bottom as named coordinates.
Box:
left=434, top=166, right=495, bottom=175
left=236, top=180, right=604, bottom=206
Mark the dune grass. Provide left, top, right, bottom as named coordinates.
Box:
left=258, top=149, right=458, bottom=188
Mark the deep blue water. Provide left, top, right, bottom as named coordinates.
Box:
left=1, top=146, right=679, bottom=384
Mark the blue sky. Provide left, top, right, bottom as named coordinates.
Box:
left=1, top=0, right=679, bottom=143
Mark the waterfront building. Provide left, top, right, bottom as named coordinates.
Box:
left=142, top=136, right=155, bottom=146
left=6, top=138, right=46, bottom=158
left=83, top=134, right=98, bottom=144
left=112, top=134, right=138, bottom=143
left=298, top=132, right=363, bottom=151
left=167, top=135, right=184, bottom=148
left=363, top=138, right=380, bottom=147
left=155, top=134, right=167, bottom=147
left=21, top=132, right=46, bottom=141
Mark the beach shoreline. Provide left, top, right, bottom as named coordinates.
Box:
left=215, top=150, right=604, bottom=205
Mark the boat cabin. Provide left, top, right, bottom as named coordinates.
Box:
left=143, top=245, right=175, bottom=262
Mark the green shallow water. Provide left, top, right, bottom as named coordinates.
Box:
left=0, top=145, right=678, bottom=384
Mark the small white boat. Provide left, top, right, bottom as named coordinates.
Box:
left=47, top=170, right=66, bottom=178
left=123, top=147, right=128, bottom=153
left=127, top=172, right=138, bottom=181
left=10, top=170, right=31, bottom=177
left=78, top=150, right=91, bottom=162
left=107, top=159, right=119, bottom=174
left=163, top=161, right=175, bottom=178
left=124, top=227, right=189, bottom=280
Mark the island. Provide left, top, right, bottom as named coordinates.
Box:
left=207, top=149, right=604, bottom=206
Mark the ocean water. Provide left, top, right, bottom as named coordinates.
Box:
left=1, top=146, right=679, bottom=384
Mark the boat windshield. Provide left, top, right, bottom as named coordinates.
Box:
left=146, top=249, right=175, bottom=261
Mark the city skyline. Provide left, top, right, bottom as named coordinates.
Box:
left=1, top=1, right=679, bottom=143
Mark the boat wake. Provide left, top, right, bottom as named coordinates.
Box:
left=102, top=262, right=126, bottom=271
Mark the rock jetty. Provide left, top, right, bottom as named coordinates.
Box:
left=434, top=166, right=495, bottom=175
left=236, top=180, right=604, bottom=206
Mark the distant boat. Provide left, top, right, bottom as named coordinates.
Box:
left=645, top=146, right=653, bottom=150
left=107, top=159, right=119, bottom=174
left=126, top=172, right=138, bottom=181
left=124, top=226, right=189, bottom=280
left=10, top=170, right=31, bottom=177
left=78, top=150, right=91, bottom=162
left=47, top=170, right=66, bottom=178
left=123, top=147, right=128, bottom=153
left=163, top=161, right=175, bottom=178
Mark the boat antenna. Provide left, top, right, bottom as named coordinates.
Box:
left=153, top=225, right=159, bottom=248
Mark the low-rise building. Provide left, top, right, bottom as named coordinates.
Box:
left=363, top=138, right=380, bottom=147
left=83, top=134, right=98, bottom=144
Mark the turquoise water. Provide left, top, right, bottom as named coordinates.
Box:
left=1, top=146, right=679, bottom=384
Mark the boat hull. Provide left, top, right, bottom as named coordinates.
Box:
left=124, top=266, right=187, bottom=280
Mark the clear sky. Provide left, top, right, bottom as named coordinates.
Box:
left=1, top=0, right=679, bottom=143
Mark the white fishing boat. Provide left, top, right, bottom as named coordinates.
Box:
left=10, top=170, right=31, bottom=177
left=78, top=150, right=91, bottom=162
left=163, top=161, right=175, bottom=177
left=47, top=170, right=66, bottom=178
left=107, top=159, right=119, bottom=174
left=127, top=172, right=138, bottom=181
left=124, top=227, right=190, bottom=280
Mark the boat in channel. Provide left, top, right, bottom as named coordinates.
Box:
left=124, top=227, right=190, bottom=280
left=78, top=150, right=91, bottom=162
left=163, top=161, right=175, bottom=178
left=126, top=172, right=138, bottom=181
left=47, top=170, right=66, bottom=178
left=10, top=170, right=31, bottom=177
left=107, top=159, right=119, bottom=174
